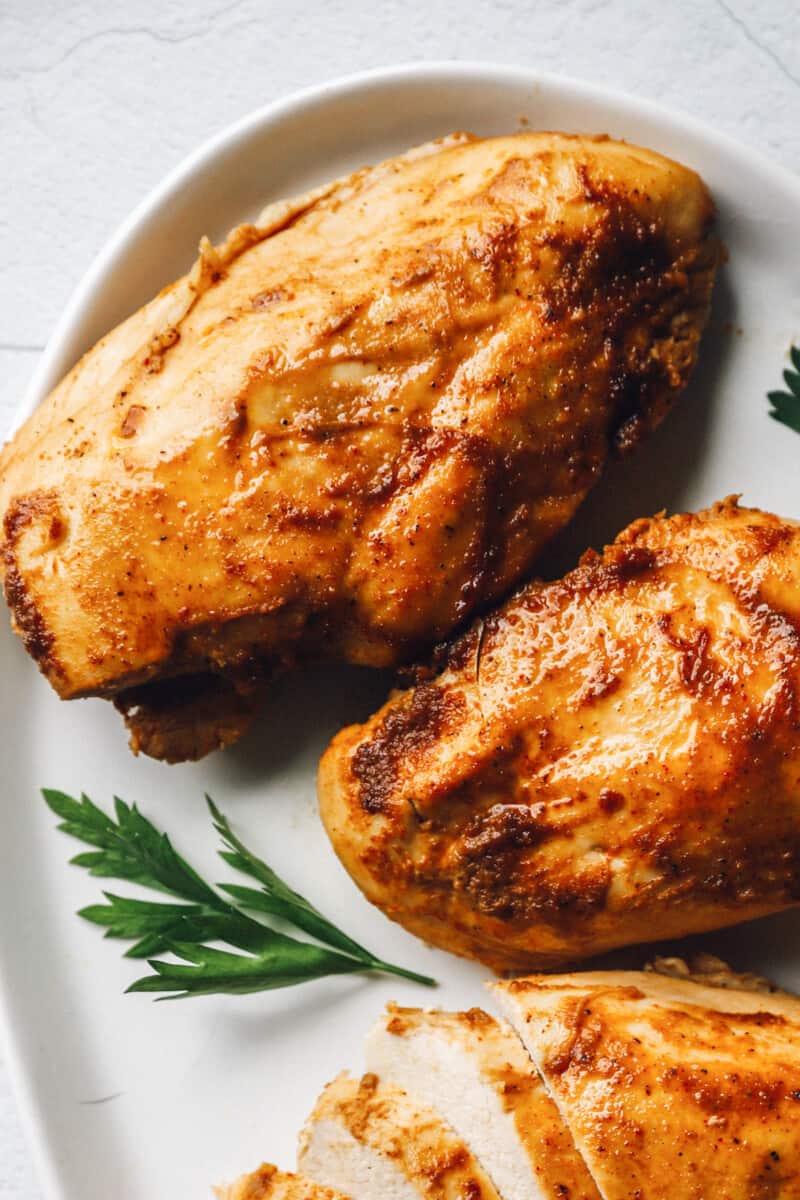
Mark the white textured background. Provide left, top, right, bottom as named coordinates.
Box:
left=0, top=1, right=798, bottom=1195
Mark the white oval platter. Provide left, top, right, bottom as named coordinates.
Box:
left=2, top=61, right=800, bottom=1200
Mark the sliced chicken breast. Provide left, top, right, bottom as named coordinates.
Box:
left=298, top=1071, right=502, bottom=1200
left=365, top=1004, right=599, bottom=1200
left=218, top=1162, right=351, bottom=1199
left=493, top=958, right=800, bottom=1200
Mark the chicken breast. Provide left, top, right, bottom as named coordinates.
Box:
left=320, top=499, right=800, bottom=970
left=218, top=1163, right=351, bottom=1200
left=493, top=958, right=800, bottom=1200
left=365, top=1004, right=600, bottom=1200
left=298, top=1071, right=502, bottom=1200
left=0, top=132, right=717, bottom=761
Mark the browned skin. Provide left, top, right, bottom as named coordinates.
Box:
left=218, top=1164, right=350, bottom=1200
left=0, top=133, right=717, bottom=761
left=493, top=960, right=800, bottom=1200
left=319, top=499, right=800, bottom=971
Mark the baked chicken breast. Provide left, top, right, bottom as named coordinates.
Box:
left=225, top=957, right=800, bottom=1199
left=0, top=132, right=717, bottom=761
left=298, top=1071, right=502, bottom=1199
left=320, top=499, right=800, bottom=970
left=493, top=957, right=800, bottom=1200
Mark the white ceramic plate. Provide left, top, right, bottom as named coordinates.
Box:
left=3, top=61, right=800, bottom=1200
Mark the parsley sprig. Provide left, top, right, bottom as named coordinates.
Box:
left=768, top=344, right=800, bottom=433
left=43, top=790, right=435, bottom=998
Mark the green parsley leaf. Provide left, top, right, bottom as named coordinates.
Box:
left=43, top=790, right=435, bottom=998
left=767, top=345, right=800, bottom=432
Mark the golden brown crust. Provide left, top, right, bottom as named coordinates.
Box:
left=0, top=132, right=717, bottom=760
left=217, top=1163, right=351, bottom=1200
left=320, top=500, right=800, bottom=970
left=493, top=967, right=800, bottom=1200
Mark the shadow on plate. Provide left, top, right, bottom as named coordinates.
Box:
left=582, top=906, right=800, bottom=986
left=215, top=663, right=394, bottom=788
left=210, top=971, right=377, bottom=1043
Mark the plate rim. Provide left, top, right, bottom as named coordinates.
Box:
left=12, top=57, right=800, bottom=435
left=3, top=58, right=800, bottom=1200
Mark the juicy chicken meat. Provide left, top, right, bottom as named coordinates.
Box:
left=493, top=957, right=800, bottom=1200
left=320, top=499, right=800, bottom=970
left=298, top=1072, right=502, bottom=1200
left=0, top=132, right=717, bottom=761
left=364, top=1004, right=600, bottom=1200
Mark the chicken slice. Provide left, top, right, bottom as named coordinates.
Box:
left=492, top=959, right=800, bottom=1200
left=320, top=498, right=800, bottom=970
left=298, top=1071, right=502, bottom=1199
left=218, top=1163, right=351, bottom=1199
left=0, top=131, right=718, bottom=761
left=365, top=1004, right=599, bottom=1200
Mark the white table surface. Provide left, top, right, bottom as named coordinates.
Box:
left=1, top=0, right=798, bottom=1194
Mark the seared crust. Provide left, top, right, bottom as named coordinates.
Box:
left=319, top=499, right=800, bottom=969
left=493, top=963, right=800, bottom=1200
left=0, top=132, right=717, bottom=760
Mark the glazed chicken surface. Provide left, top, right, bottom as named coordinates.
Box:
left=0, top=132, right=717, bottom=761
left=320, top=500, right=800, bottom=970
left=493, top=959, right=800, bottom=1200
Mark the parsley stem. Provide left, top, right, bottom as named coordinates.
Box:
left=365, top=959, right=437, bottom=986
